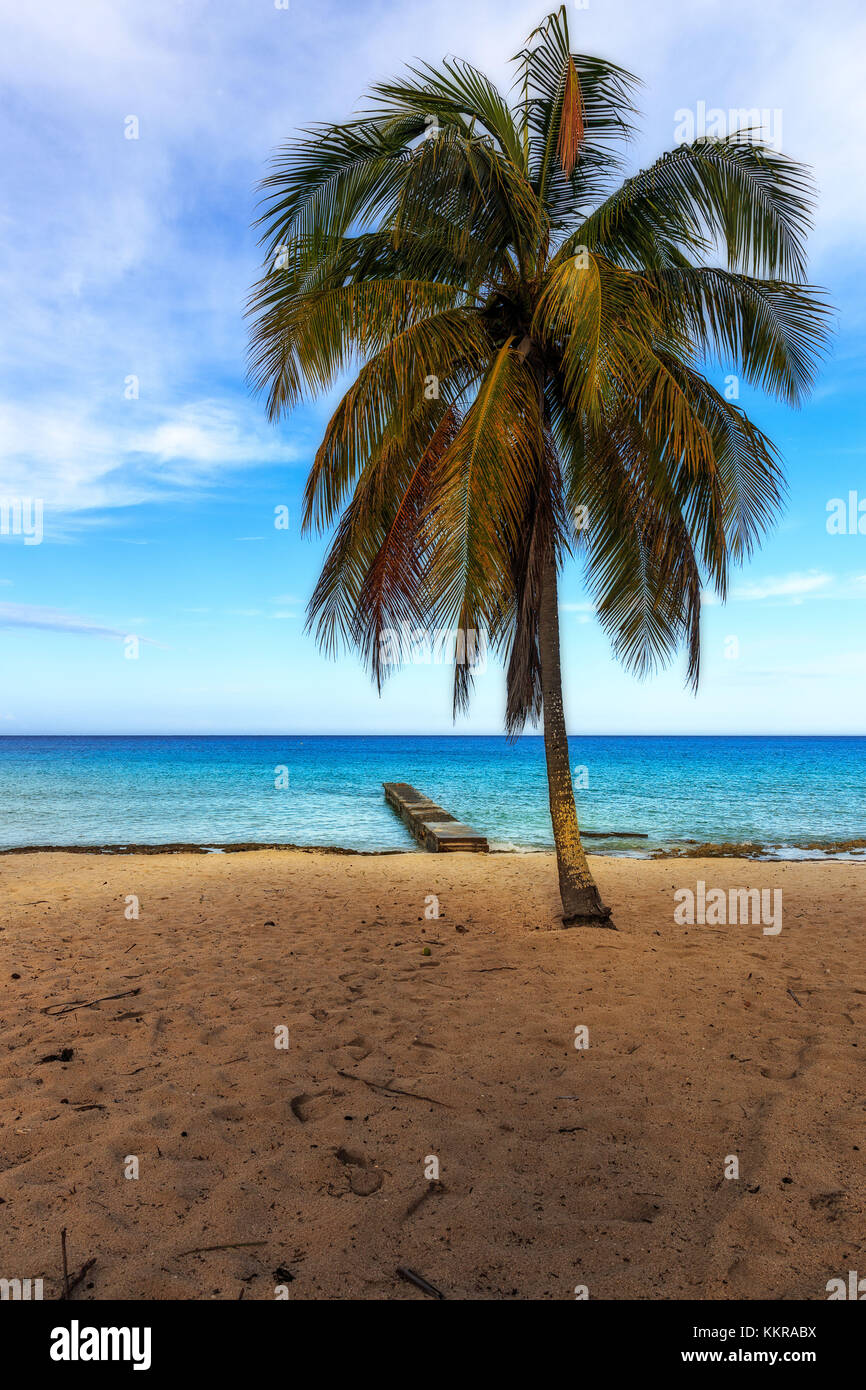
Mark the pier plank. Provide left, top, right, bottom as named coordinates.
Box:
left=383, top=782, right=488, bottom=853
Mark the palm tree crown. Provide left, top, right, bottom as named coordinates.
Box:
left=248, top=6, right=830, bottom=924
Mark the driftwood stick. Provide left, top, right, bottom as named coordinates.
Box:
left=57, top=1227, right=95, bottom=1302
left=60, top=1228, right=70, bottom=1299
left=175, top=1240, right=268, bottom=1258
left=42, top=988, right=142, bottom=1017
left=396, top=1266, right=446, bottom=1300
left=65, top=1259, right=96, bottom=1299
left=336, top=1069, right=450, bottom=1107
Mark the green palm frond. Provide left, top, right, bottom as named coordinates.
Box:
left=302, top=307, right=489, bottom=532
left=645, top=266, right=832, bottom=405
left=570, top=135, right=817, bottom=280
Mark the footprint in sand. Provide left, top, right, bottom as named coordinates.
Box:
left=608, top=1195, right=661, bottom=1224
left=758, top=1034, right=815, bottom=1081
left=290, top=1089, right=343, bottom=1123
left=809, top=1191, right=848, bottom=1220
left=335, top=1146, right=384, bottom=1196
left=210, top=1103, right=245, bottom=1122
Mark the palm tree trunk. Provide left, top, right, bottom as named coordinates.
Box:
left=538, top=543, right=614, bottom=928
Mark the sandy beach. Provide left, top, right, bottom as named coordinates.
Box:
left=1, top=848, right=863, bottom=1301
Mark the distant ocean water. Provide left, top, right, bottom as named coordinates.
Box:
left=0, top=735, right=864, bottom=857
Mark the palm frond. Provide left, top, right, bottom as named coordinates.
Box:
left=646, top=266, right=833, bottom=405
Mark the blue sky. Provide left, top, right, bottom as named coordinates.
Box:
left=1, top=0, right=864, bottom=735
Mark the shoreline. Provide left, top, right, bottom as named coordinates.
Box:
left=1, top=838, right=865, bottom=860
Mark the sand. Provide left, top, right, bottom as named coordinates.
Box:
left=0, top=849, right=863, bottom=1301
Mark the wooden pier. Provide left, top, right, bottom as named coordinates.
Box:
left=383, top=782, right=489, bottom=853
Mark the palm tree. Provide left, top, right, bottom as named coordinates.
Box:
left=247, top=6, right=830, bottom=926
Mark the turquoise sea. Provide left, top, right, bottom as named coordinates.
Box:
left=0, top=735, right=864, bottom=856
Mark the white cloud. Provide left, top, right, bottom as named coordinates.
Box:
left=0, top=399, right=298, bottom=517
left=130, top=401, right=299, bottom=483
left=0, top=601, right=140, bottom=640
left=729, top=571, right=833, bottom=603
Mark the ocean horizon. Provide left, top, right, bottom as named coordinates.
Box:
left=1, top=734, right=864, bottom=857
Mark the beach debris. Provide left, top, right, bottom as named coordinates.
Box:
left=42, top=987, right=141, bottom=1017
left=336, top=1069, right=450, bottom=1107
left=39, top=1048, right=74, bottom=1063
left=582, top=830, right=648, bottom=839
left=58, top=1228, right=95, bottom=1300
left=396, top=1266, right=446, bottom=1300
left=787, top=987, right=804, bottom=1007
left=175, top=1240, right=268, bottom=1258
left=64, top=1259, right=96, bottom=1299
left=651, top=838, right=866, bottom=859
